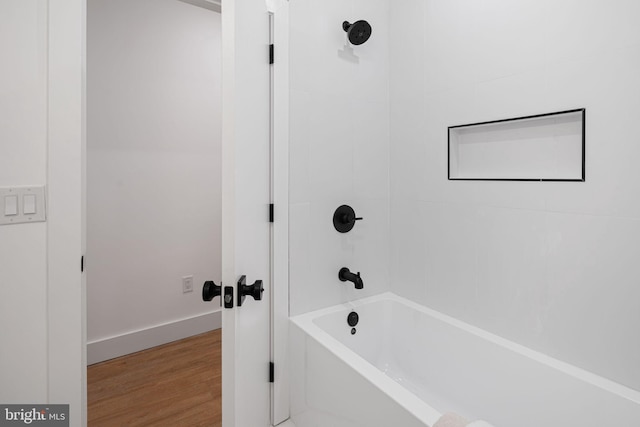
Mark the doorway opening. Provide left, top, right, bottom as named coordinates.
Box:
left=86, top=0, right=223, bottom=424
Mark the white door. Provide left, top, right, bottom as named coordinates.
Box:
left=220, top=0, right=272, bottom=426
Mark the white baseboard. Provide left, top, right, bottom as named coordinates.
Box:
left=87, top=310, right=222, bottom=365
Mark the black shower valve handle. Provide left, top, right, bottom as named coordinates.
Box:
left=333, top=205, right=363, bottom=233
left=342, top=213, right=363, bottom=224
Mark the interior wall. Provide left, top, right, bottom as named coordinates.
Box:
left=389, top=0, right=640, bottom=391
left=0, top=0, right=48, bottom=402
left=87, top=0, right=222, bottom=349
left=289, top=0, right=391, bottom=316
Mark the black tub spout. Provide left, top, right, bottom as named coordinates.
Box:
left=339, top=267, right=364, bottom=289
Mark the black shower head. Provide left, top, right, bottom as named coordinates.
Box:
left=342, top=20, right=372, bottom=45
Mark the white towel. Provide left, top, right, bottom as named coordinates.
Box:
left=433, top=412, right=469, bottom=427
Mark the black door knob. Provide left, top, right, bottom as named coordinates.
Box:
left=202, top=280, right=222, bottom=302
left=237, top=275, right=264, bottom=307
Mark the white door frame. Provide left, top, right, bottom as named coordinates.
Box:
left=268, top=0, right=290, bottom=423
left=47, top=1, right=87, bottom=426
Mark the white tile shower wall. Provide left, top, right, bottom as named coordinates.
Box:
left=289, top=0, right=390, bottom=316
left=390, top=0, right=640, bottom=391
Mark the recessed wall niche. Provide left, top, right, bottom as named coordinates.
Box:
left=448, top=109, right=585, bottom=181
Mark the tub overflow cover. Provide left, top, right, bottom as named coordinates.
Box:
left=347, top=311, right=359, bottom=327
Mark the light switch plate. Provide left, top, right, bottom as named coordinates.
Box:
left=23, top=194, right=37, bottom=215
left=4, top=195, right=18, bottom=216
left=0, top=186, right=46, bottom=226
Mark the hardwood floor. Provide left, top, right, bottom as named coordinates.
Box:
left=88, top=330, right=222, bottom=427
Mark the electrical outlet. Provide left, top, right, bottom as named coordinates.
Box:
left=182, top=275, right=194, bottom=293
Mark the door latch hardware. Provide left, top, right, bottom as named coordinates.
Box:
left=224, top=286, right=234, bottom=309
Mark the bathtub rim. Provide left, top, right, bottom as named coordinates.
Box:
left=290, top=292, right=640, bottom=419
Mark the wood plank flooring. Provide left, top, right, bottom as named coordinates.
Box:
left=88, top=330, right=222, bottom=427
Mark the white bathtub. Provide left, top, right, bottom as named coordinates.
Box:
left=289, top=292, right=640, bottom=427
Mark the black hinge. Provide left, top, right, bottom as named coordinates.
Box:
left=269, top=203, right=274, bottom=223
left=269, top=44, right=274, bottom=64
left=81, top=256, right=84, bottom=272
left=269, top=362, right=274, bottom=383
